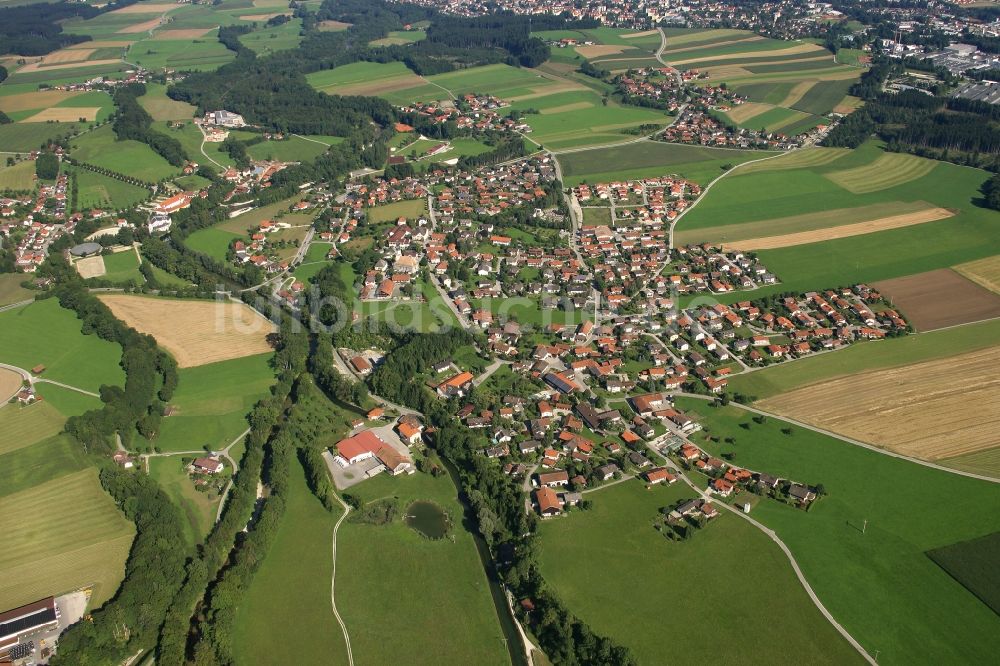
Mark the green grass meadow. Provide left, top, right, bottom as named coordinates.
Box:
left=232, top=456, right=349, bottom=665
left=538, top=480, right=862, bottom=664
left=0, top=468, right=134, bottom=611
left=71, top=125, right=180, bottom=181
left=336, top=471, right=509, bottom=666
left=147, top=455, right=220, bottom=546
left=0, top=298, right=125, bottom=391
left=676, top=397, right=1000, bottom=664
left=152, top=353, right=275, bottom=453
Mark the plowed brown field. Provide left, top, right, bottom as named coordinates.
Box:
left=874, top=269, right=1000, bottom=331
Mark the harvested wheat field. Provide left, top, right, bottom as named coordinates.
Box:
left=74, top=256, right=106, bottom=279
left=16, top=59, right=122, bottom=73
left=69, top=40, right=133, bottom=49
left=42, top=48, right=95, bottom=64
left=704, top=66, right=753, bottom=79
left=759, top=346, right=1000, bottom=461
left=874, top=268, right=1000, bottom=331
left=825, top=152, right=938, bottom=194
left=153, top=28, right=215, bottom=40
left=953, top=255, right=1000, bottom=295
left=0, top=90, right=83, bottom=113
left=575, top=45, right=628, bottom=59
left=318, top=20, right=351, bottom=31
left=832, top=96, right=863, bottom=114
left=97, top=294, right=276, bottom=367
left=22, top=107, right=101, bottom=123
left=118, top=18, right=164, bottom=34
left=622, top=29, right=659, bottom=39
left=778, top=80, right=817, bottom=107
left=723, top=206, right=953, bottom=251
left=332, top=75, right=424, bottom=97
left=724, top=101, right=772, bottom=124
left=110, top=2, right=177, bottom=13
left=0, top=367, right=22, bottom=403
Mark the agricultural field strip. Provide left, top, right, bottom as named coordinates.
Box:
left=722, top=207, right=953, bottom=251
left=678, top=200, right=940, bottom=244
left=758, top=346, right=1000, bottom=461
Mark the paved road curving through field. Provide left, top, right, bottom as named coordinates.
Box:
left=330, top=487, right=355, bottom=666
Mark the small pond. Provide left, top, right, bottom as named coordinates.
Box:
left=405, top=500, right=450, bottom=539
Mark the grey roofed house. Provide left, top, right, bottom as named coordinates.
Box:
left=70, top=242, right=102, bottom=257
left=788, top=484, right=815, bottom=502
left=628, top=451, right=651, bottom=468
left=756, top=472, right=780, bottom=488
left=596, top=463, right=619, bottom=480
left=575, top=402, right=602, bottom=430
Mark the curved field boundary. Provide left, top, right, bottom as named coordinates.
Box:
left=825, top=152, right=938, bottom=193
left=736, top=146, right=850, bottom=173
left=723, top=206, right=954, bottom=250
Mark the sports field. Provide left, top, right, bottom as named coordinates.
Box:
left=100, top=248, right=145, bottom=283
left=153, top=353, right=275, bottom=453
left=873, top=269, right=1000, bottom=331
left=675, top=397, right=1000, bottom=665
left=0, top=298, right=125, bottom=391
left=728, top=317, right=1000, bottom=400
left=0, top=468, right=135, bottom=611
left=96, top=294, right=276, bottom=367
left=953, top=254, right=1000, bottom=295
left=538, top=481, right=861, bottom=664
left=758, top=346, right=1000, bottom=461
left=336, top=471, right=509, bottom=666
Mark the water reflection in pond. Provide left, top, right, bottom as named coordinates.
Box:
left=405, top=500, right=450, bottom=539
